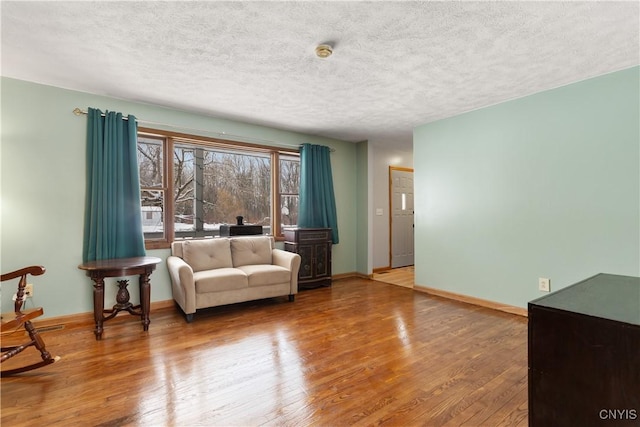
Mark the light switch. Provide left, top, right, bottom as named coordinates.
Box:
left=376, top=208, right=383, bottom=216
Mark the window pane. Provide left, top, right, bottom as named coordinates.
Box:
left=205, top=151, right=271, bottom=226
left=138, top=137, right=163, bottom=188
left=173, top=145, right=271, bottom=238
left=281, top=195, right=299, bottom=227
left=141, top=190, right=164, bottom=238
left=280, top=157, right=300, bottom=194
left=280, top=155, right=299, bottom=233
left=174, top=146, right=195, bottom=234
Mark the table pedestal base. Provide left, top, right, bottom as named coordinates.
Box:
left=103, top=279, right=143, bottom=320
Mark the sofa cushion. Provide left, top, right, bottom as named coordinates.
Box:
left=236, top=265, right=291, bottom=287
left=194, top=268, right=248, bottom=293
left=182, top=239, right=233, bottom=272
left=230, top=236, right=272, bottom=267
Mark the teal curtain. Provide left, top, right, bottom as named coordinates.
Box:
left=298, top=143, right=339, bottom=244
left=82, top=108, right=146, bottom=262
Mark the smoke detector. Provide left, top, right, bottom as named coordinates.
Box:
left=315, top=44, right=333, bottom=59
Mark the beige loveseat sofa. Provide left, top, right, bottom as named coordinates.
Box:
left=167, top=236, right=301, bottom=322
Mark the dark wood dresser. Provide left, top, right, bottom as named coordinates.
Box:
left=528, top=273, right=640, bottom=426
left=283, top=228, right=332, bottom=288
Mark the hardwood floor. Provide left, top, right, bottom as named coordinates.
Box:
left=373, top=266, right=415, bottom=288
left=1, top=278, right=528, bottom=426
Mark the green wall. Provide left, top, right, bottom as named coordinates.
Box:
left=414, top=66, right=640, bottom=308
left=0, top=77, right=358, bottom=318
left=356, top=140, right=370, bottom=275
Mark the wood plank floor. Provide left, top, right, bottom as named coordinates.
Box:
left=373, top=266, right=415, bottom=288
left=1, top=278, right=528, bottom=426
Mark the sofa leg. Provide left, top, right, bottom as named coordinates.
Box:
left=288, top=294, right=295, bottom=302
left=185, top=313, right=194, bottom=323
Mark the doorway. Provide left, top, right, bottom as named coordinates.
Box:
left=389, top=167, right=414, bottom=269
left=373, top=265, right=414, bottom=288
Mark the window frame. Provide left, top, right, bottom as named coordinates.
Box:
left=138, top=127, right=299, bottom=249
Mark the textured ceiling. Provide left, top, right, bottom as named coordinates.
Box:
left=2, top=1, right=639, bottom=148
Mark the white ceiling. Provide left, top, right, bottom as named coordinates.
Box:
left=2, top=1, right=639, bottom=148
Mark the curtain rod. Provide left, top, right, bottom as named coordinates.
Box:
left=72, top=107, right=313, bottom=150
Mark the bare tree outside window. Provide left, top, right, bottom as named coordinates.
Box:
left=173, top=146, right=195, bottom=232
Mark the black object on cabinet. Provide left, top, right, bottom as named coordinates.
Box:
left=528, top=273, right=640, bottom=427
left=283, top=228, right=332, bottom=288
left=219, top=224, right=263, bottom=236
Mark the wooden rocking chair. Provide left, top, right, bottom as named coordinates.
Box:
left=1, top=266, right=59, bottom=376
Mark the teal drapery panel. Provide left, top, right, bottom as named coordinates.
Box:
left=298, top=143, right=339, bottom=244
left=82, top=108, right=146, bottom=262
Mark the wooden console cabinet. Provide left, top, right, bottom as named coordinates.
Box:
left=528, top=273, right=640, bottom=427
left=284, top=228, right=332, bottom=288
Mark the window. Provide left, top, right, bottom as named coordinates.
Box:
left=138, top=136, right=165, bottom=240
left=137, top=129, right=299, bottom=248
left=279, top=154, right=300, bottom=228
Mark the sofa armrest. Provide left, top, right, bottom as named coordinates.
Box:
left=166, top=256, right=196, bottom=315
left=272, top=249, right=301, bottom=294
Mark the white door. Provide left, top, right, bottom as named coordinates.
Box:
left=390, top=167, right=414, bottom=268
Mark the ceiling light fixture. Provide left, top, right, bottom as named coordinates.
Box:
left=315, top=44, right=333, bottom=59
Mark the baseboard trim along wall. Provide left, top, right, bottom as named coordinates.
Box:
left=413, top=285, right=528, bottom=317
left=333, top=272, right=372, bottom=281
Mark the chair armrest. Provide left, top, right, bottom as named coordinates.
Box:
left=166, top=256, right=196, bottom=314
left=1, top=265, right=46, bottom=313
left=1, top=266, right=45, bottom=282
left=272, top=249, right=301, bottom=294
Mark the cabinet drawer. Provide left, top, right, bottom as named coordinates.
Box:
left=299, top=231, right=330, bottom=242
left=283, top=228, right=331, bottom=242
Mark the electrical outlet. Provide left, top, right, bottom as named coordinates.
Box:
left=11, top=285, right=34, bottom=301
left=538, top=277, right=550, bottom=292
